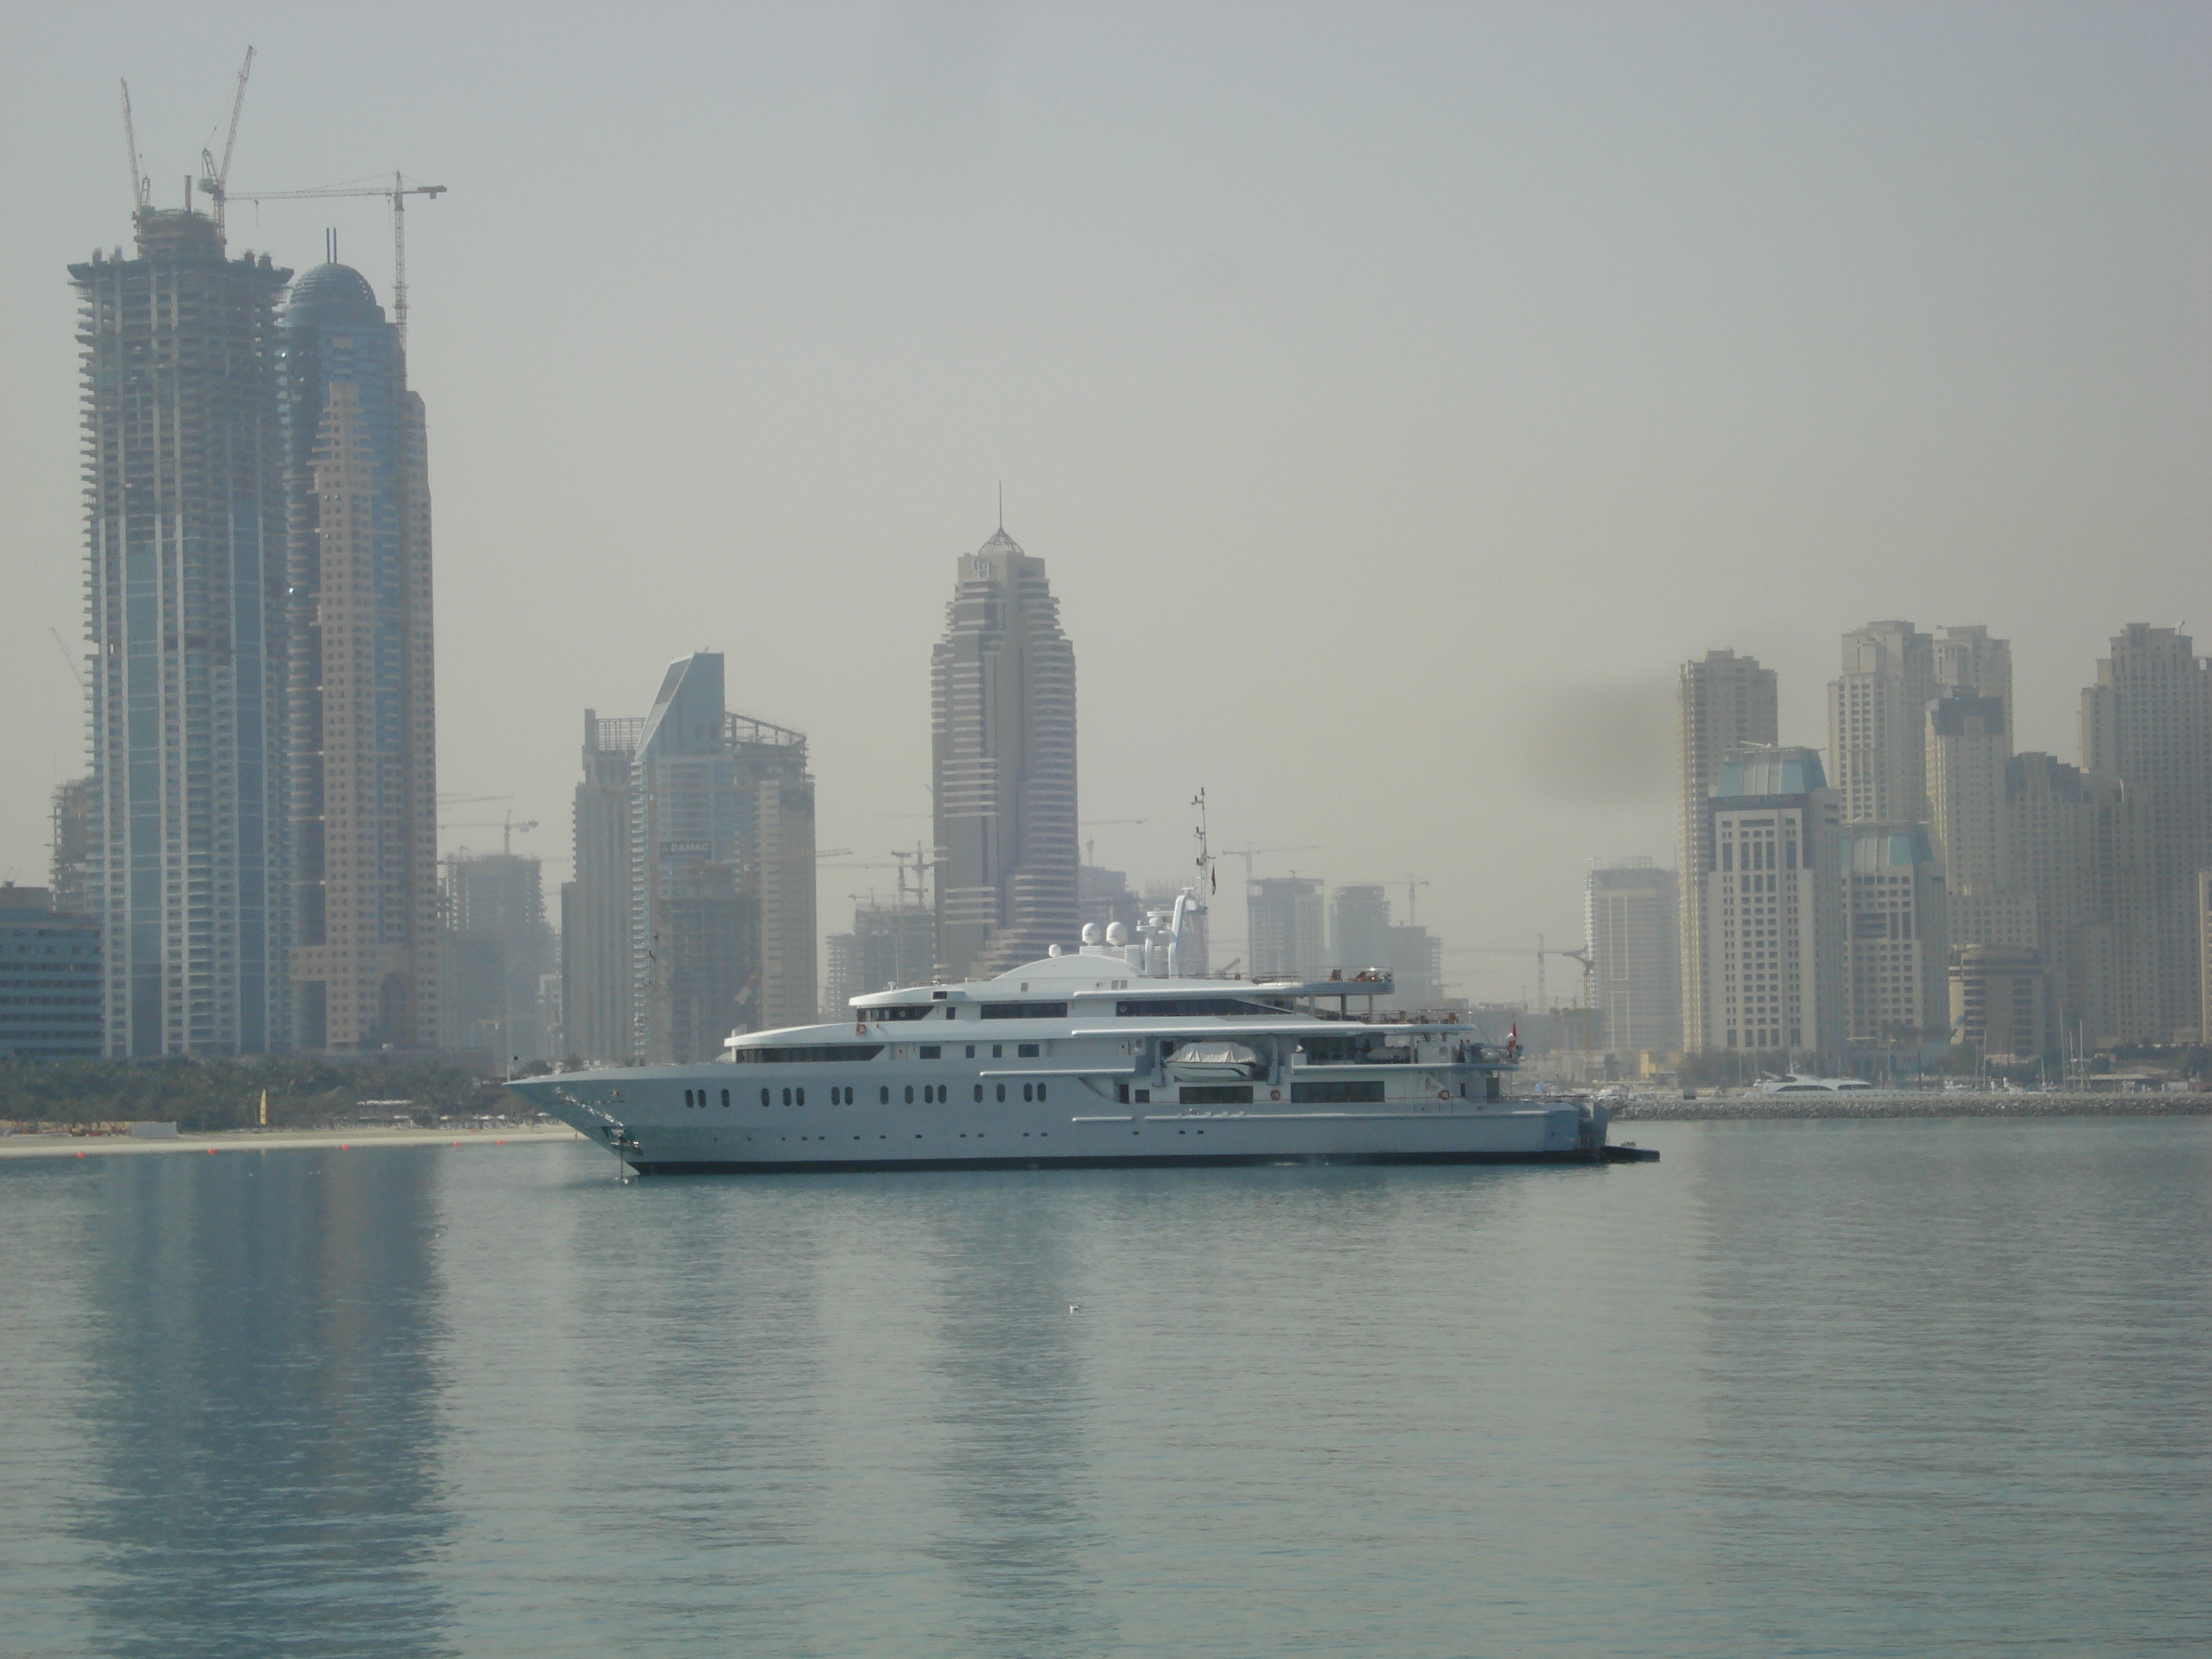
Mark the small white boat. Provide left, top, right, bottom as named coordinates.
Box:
left=1751, top=1073, right=1876, bottom=1094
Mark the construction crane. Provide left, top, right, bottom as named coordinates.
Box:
left=1220, top=845, right=1322, bottom=886
left=214, top=172, right=448, bottom=349
left=119, top=45, right=255, bottom=222
left=1080, top=819, right=1147, bottom=866
left=1403, top=875, right=1431, bottom=927
left=118, top=81, right=148, bottom=215
left=1453, top=935, right=1593, bottom=1015
left=199, top=48, right=254, bottom=235
left=439, top=814, right=538, bottom=855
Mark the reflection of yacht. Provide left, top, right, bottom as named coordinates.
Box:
left=508, top=899, right=1647, bottom=1176
left=1752, top=1073, right=1876, bottom=1094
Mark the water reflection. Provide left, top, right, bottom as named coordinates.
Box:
left=73, top=1148, right=454, bottom=1659
left=1687, top=1118, right=2212, bottom=1655
left=917, top=1177, right=1112, bottom=1655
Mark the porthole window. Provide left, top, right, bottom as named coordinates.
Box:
left=904, top=1085, right=914, bottom=1104
left=1038, top=1084, right=1048, bottom=1102
left=797, top=1088, right=806, bottom=1106
left=782, top=1088, right=792, bottom=1106
left=721, top=1089, right=730, bottom=1107
left=881, top=1085, right=890, bottom=1104
left=760, top=1089, right=770, bottom=1107
left=1022, top=1083, right=1033, bottom=1102
left=995, top=1084, right=1006, bottom=1102
left=974, top=1084, right=984, bottom=1102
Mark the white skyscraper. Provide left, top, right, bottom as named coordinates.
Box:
left=1700, top=749, right=1845, bottom=1062
left=1828, top=621, right=1936, bottom=825
left=1676, top=649, right=1778, bottom=1052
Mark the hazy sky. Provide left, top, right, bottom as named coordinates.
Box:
left=3, top=2, right=2206, bottom=1003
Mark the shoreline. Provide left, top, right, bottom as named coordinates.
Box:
left=0, top=1124, right=588, bottom=1159
left=1612, top=1092, right=2211, bottom=1121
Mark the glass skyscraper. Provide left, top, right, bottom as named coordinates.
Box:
left=281, top=261, right=439, bottom=1050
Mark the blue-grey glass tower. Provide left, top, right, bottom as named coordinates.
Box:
left=281, top=264, right=439, bottom=1050
left=71, top=209, right=292, bottom=1056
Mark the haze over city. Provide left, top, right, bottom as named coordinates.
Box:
left=2, top=1, right=2206, bottom=999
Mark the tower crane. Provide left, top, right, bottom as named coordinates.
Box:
left=212, top=173, right=449, bottom=349
left=438, top=815, right=538, bottom=855
left=1220, top=845, right=1322, bottom=885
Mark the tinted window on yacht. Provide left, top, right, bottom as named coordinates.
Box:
left=1292, top=1079, right=1385, bottom=1104
left=864, top=1005, right=938, bottom=1022
left=980, top=1002, right=1068, bottom=1020
left=1179, top=1084, right=1254, bottom=1105
left=1116, top=997, right=1282, bottom=1018
left=729, top=1044, right=886, bottom=1064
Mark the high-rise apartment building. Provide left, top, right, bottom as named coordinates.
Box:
left=1828, top=621, right=1936, bottom=825
left=565, top=711, right=642, bottom=1062
left=48, top=779, right=96, bottom=921
left=440, top=852, right=554, bottom=1065
left=2077, top=770, right=2159, bottom=1046
left=2005, top=755, right=2158, bottom=1049
left=1676, top=649, right=1778, bottom=1051
left=1699, top=749, right=1844, bottom=1061
left=1933, top=626, right=2013, bottom=729
left=2200, top=871, right=2212, bottom=1047
left=73, top=209, right=292, bottom=1056
left=2081, top=625, right=2212, bottom=1039
left=565, top=655, right=816, bottom=1064
left=823, top=900, right=937, bottom=1015
left=931, top=530, right=1079, bottom=979
left=1949, top=946, right=2048, bottom=1063
left=1840, top=823, right=1949, bottom=1045
left=1926, top=691, right=2034, bottom=952
left=1249, top=877, right=1326, bottom=981
left=282, top=263, right=438, bottom=1051
left=1585, top=860, right=1681, bottom=1056
left=1330, top=884, right=1394, bottom=974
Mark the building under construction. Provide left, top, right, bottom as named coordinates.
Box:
left=563, top=654, right=817, bottom=1064
left=72, top=207, right=293, bottom=1056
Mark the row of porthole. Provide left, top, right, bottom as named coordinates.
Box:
left=685, top=1083, right=1054, bottom=1109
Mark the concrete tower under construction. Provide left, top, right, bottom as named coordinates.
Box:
left=282, top=261, right=439, bottom=1050
left=72, top=208, right=292, bottom=1056
left=932, top=529, right=1079, bottom=979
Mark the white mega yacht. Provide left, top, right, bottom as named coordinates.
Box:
left=508, top=898, right=1651, bottom=1176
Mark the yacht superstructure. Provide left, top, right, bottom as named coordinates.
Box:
left=508, top=901, right=1643, bottom=1175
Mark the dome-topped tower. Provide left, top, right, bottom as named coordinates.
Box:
left=284, top=262, right=384, bottom=328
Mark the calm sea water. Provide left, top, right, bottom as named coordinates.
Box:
left=2, top=1118, right=2206, bottom=1659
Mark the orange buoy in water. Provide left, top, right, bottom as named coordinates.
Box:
left=341, top=1143, right=349, bottom=1150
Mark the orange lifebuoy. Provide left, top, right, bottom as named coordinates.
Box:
left=1438, top=1089, right=1449, bottom=1100
left=856, top=1022, right=868, bottom=1035
left=1270, top=1089, right=1281, bottom=1101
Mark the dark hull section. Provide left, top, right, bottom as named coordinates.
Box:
left=621, top=1148, right=1632, bottom=1177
